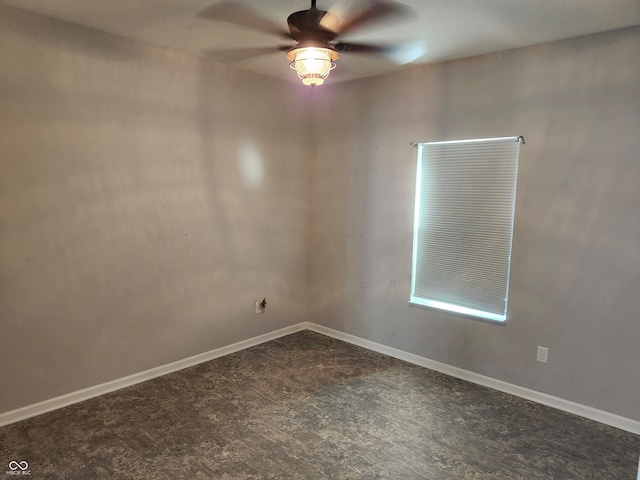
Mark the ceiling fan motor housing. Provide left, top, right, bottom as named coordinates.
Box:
left=287, top=7, right=338, bottom=44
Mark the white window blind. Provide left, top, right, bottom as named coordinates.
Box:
left=410, top=136, right=522, bottom=322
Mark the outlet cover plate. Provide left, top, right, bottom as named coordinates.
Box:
left=536, top=346, right=549, bottom=363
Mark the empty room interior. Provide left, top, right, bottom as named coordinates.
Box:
left=1, top=0, right=639, bottom=478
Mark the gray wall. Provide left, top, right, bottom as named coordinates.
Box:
left=2, top=4, right=639, bottom=424
left=308, top=27, right=640, bottom=421
left=0, top=7, right=311, bottom=413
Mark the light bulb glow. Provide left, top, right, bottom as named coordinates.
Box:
left=287, top=46, right=339, bottom=87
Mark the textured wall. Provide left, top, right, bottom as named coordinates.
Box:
left=0, top=7, right=311, bottom=413
left=308, top=27, right=640, bottom=421
left=2, top=4, right=639, bottom=424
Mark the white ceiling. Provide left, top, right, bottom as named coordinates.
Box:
left=2, top=0, right=640, bottom=84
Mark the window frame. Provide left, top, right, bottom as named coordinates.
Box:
left=409, top=136, right=523, bottom=323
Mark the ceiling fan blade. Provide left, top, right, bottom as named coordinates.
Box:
left=334, top=42, right=392, bottom=54
left=332, top=0, right=410, bottom=36
left=198, top=1, right=292, bottom=39
left=335, top=41, right=428, bottom=65
left=202, top=45, right=291, bottom=63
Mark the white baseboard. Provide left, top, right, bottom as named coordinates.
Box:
left=306, top=322, right=640, bottom=436
left=3, top=321, right=639, bottom=437
left=0, top=323, right=306, bottom=427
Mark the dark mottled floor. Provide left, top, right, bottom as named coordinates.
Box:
left=1, top=330, right=639, bottom=479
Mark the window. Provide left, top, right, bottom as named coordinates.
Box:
left=410, top=136, right=523, bottom=323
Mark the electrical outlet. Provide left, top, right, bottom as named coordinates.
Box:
left=536, top=346, right=549, bottom=364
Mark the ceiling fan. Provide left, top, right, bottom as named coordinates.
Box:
left=198, top=0, right=411, bottom=86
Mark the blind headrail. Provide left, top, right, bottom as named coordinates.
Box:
left=410, top=136, right=525, bottom=148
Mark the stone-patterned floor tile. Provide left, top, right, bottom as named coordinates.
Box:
left=1, top=330, right=638, bottom=479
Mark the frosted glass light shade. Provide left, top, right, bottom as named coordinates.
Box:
left=287, top=46, right=339, bottom=86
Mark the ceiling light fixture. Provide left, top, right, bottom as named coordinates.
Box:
left=199, top=0, right=410, bottom=87
left=287, top=42, right=339, bottom=87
